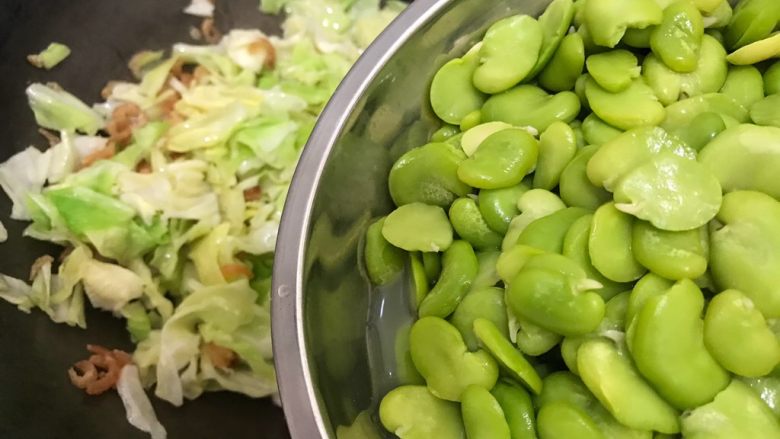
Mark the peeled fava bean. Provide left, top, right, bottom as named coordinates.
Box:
left=409, top=317, right=498, bottom=401
left=388, top=142, right=471, bottom=207
left=490, top=380, right=538, bottom=439
left=473, top=318, right=543, bottom=394
left=379, top=385, right=466, bottom=439
left=449, top=198, right=503, bottom=250
left=584, top=77, right=666, bottom=131
left=537, top=401, right=605, bottom=439
left=632, top=221, right=708, bottom=281
left=457, top=128, right=539, bottom=189
left=473, top=15, right=543, bottom=94
left=364, top=217, right=406, bottom=285
left=539, top=32, right=586, bottom=93
left=527, top=0, right=576, bottom=80
left=418, top=240, right=478, bottom=318
left=482, top=85, right=581, bottom=133
left=450, top=286, right=508, bottom=351
left=461, top=385, right=511, bottom=439
left=430, top=45, right=486, bottom=125
left=586, top=50, right=641, bottom=93
left=478, top=182, right=528, bottom=235
left=589, top=203, right=646, bottom=283
left=650, top=1, right=704, bottom=73
left=583, top=0, right=663, bottom=48
left=382, top=203, right=453, bottom=252
left=533, top=121, right=578, bottom=191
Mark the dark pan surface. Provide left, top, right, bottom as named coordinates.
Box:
left=0, top=0, right=290, bottom=437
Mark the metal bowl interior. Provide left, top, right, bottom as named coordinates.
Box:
left=272, top=0, right=554, bottom=437
left=0, top=1, right=288, bottom=437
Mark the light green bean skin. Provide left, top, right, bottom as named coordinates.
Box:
left=632, top=221, right=708, bottom=280
left=418, top=240, right=478, bottom=318
left=699, top=125, right=780, bottom=199
left=431, top=124, right=460, bottom=143
left=478, top=183, right=529, bottom=235
left=410, top=252, right=429, bottom=309
left=661, top=93, right=749, bottom=135
left=583, top=0, right=663, bottom=48
left=473, top=318, right=543, bottom=394
left=422, top=251, right=441, bottom=283
left=382, top=203, right=453, bottom=252
left=388, top=142, right=471, bottom=207
left=681, top=380, right=780, bottom=438
left=527, top=0, right=576, bottom=80
left=623, top=27, right=652, bottom=48
left=538, top=401, right=605, bottom=439
left=502, top=189, right=566, bottom=250
left=474, top=15, right=544, bottom=94
left=449, top=198, right=503, bottom=251
left=720, top=65, right=765, bottom=108
left=628, top=279, right=730, bottom=409
left=586, top=50, right=641, bottom=93
left=724, top=0, right=780, bottom=50
left=491, top=380, right=538, bottom=439
left=457, top=128, right=539, bottom=189
left=581, top=114, right=623, bottom=146
left=365, top=217, right=406, bottom=285
left=539, top=32, right=586, bottom=93
left=626, top=273, right=675, bottom=326
left=704, top=289, right=780, bottom=377
left=585, top=77, right=666, bottom=131
left=750, top=95, right=780, bottom=128
left=533, top=121, right=578, bottom=190
left=430, top=45, right=486, bottom=125
left=709, top=191, right=780, bottom=318
left=409, top=317, right=498, bottom=401
left=379, top=385, right=466, bottom=439
left=670, top=111, right=727, bottom=152
left=765, top=61, right=780, bottom=95
left=563, top=214, right=630, bottom=301
left=496, top=244, right=545, bottom=285
left=650, top=1, right=704, bottom=73
left=701, top=0, right=732, bottom=29
left=590, top=203, right=646, bottom=283
left=461, top=385, right=511, bottom=439
left=461, top=121, right=513, bottom=156
left=516, top=207, right=591, bottom=254
left=451, top=286, right=508, bottom=351
left=460, top=110, right=482, bottom=132
left=578, top=338, right=681, bottom=434
left=726, top=33, right=780, bottom=65
left=482, top=85, right=581, bottom=133
left=559, top=145, right=612, bottom=211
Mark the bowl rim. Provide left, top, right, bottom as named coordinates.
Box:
left=270, top=0, right=451, bottom=437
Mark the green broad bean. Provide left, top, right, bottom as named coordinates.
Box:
left=701, top=0, right=732, bottom=29
left=482, top=85, right=581, bottom=133
left=585, top=77, right=666, bottom=131
left=457, top=128, right=539, bottom=189
left=670, top=111, right=727, bottom=151
left=533, top=121, right=578, bottom=190
left=626, top=273, right=675, bottom=326
left=418, top=240, right=478, bottom=318
left=559, top=145, right=612, bottom=210
left=473, top=250, right=501, bottom=289
left=409, top=317, right=499, bottom=401
left=491, top=380, right=538, bottom=439
left=422, top=251, right=441, bottom=283
left=709, top=191, right=780, bottom=318
left=661, top=93, right=749, bottom=134
left=410, top=252, right=429, bottom=308
left=478, top=183, right=528, bottom=235
left=643, top=35, right=728, bottom=106
left=527, top=0, right=576, bottom=79
left=623, top=27, right=653, bottom=48
left=507, top=256, right=605, bottom=336
left=496, top=244, right=545, bottom=285
left=451, top=286, right=508, bottom=351
left=473, top=15, right=544, bottom=94
left=586, top=50, right=641, bottom=93
left=727, top=33, right=780, bottom=65
left=571, top=119, right=586, bottom=148
left=765, top=61, right=780, bottom=95
left=751, top=95, right=780, bottom=127
left=741, top=376, right=780, bottom=418
left=574, top=73, right=590, bottom=109
left=681, top=380, right=780, bottom=438
left=720, top=65, right=765, bottom=108
left=516, top=207, right=591, bottom=254
left=578, top=338, right=681, bottom=434
left=461, top=121, right=513, bottom=156
left=431, top=124, right=460, bottom=143
left=449, top=198, right=503, bottom=250
left=379, top=385, right=466, bottom=438
left=461, top=385, right=511, bottom=439
left=563, top=214, right=630, bottom=300
left=724, top=0, right=780, bottom=50
left=539, top=32, right=586, bottom=93
left=628, top=279, right=730, bottom=409
left=581, top=114, right=623, bottom=146
left=632, top=221, right=708, bottom=280
left=365, top=217, right=406, bottom=285
left=699, top=125, right=780, bottom=199
left=473, top=318, right=543, bottom=394
left=388, top=142, right=471, bottom=207
left=537, top=401, right=605, bottom=439
left=650, top=1, right=704, bottom=73
left=515, top=316, right=563, bottom=356
left=395, top=323, right=425, bottom=385
left=589, top=203, right=646, bottom=283
left=460, top=110, right=482, bottom=132
left=502, top=189, right=566, bottom=250
left=430, top=45, right=486, bottom=125
left=382, top=203, right=453, bottom=252
left=704, top=289, right=780, bottom=377
left=583, top=0, right=663, bottom=48
left=613, top=152, right=723, bottom=231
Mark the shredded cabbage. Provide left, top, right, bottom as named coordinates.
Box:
left=27, top=43, right=71, bottom=70
left=0, top=0, right=403, bottom=436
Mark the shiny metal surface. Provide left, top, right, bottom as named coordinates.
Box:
left=272, top=0, right=551, bottom=437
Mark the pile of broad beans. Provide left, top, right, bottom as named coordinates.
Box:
left=363, top=0, right=780, bottom=437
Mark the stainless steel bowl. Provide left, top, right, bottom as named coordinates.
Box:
left=272, top=0, right=553, bottom=436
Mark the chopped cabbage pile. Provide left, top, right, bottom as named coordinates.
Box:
left=0, top=0, right=403, bottom=432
